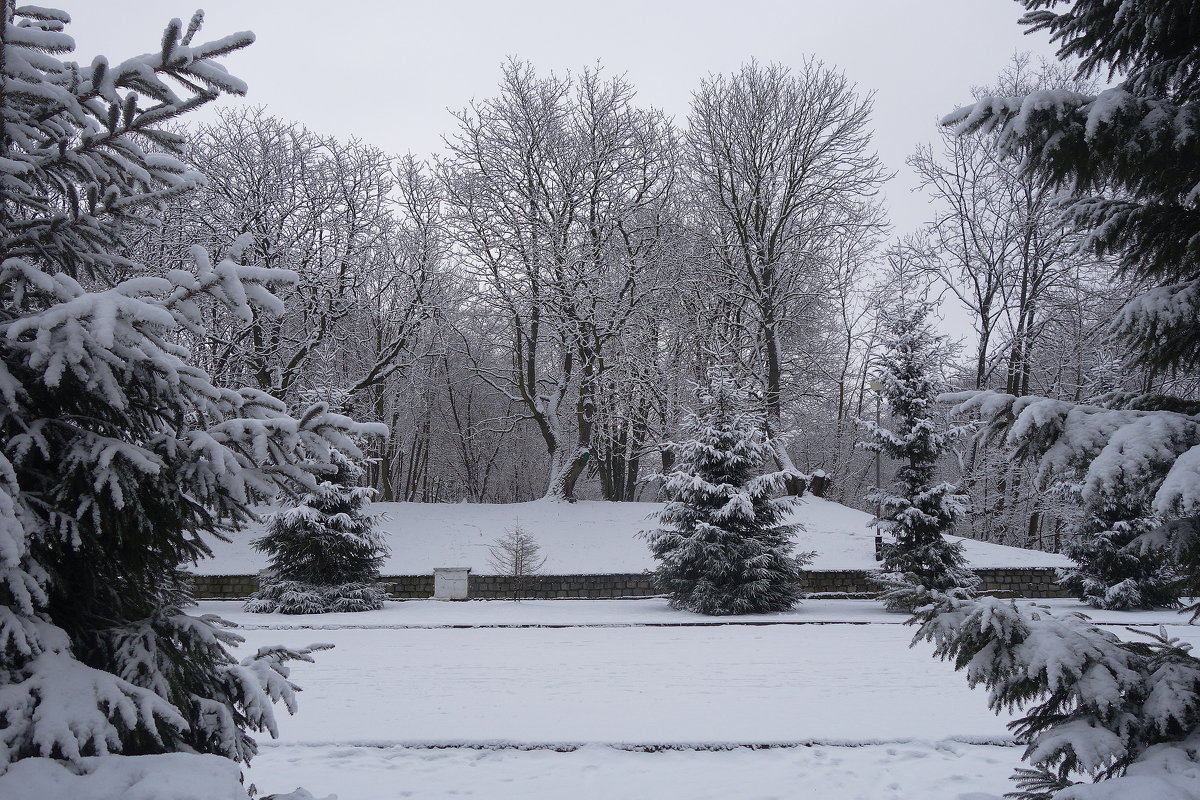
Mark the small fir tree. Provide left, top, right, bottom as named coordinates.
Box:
left=487, top=522, right=547, bottom=600
left=644, top=375, right=811, bottom=616
left=247, top=453, right=389, bottom=614
left=1058, top=498, right=1181, bottom=610
left=860, top=303, right=976, bottom=611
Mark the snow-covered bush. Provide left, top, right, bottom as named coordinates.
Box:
left=859, top=302, right=975, bottom=611
left=0, top=5, right=381, bottom=796
left=912, top=593, right=1200, bottom=800
left=644, top=374, right=811, bottom=615
left=247, top=452, right=388, bottom=614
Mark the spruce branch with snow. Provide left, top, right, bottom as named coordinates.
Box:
left=859, top=302, right=975, bottom=611
left=0, top=4, right=382, bottom=793
left=937, top=0, right=1200, bottom=617
left=1057, top=494, right=1181, bottom=611
left=246, top=452, right=389, bottom=614
left=912, top=3, right=1200, bottom=796
left=643, top=374, right=811, bottom=615
left=912, top=593, right=1200, bottom=800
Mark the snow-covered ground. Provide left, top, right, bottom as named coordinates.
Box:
left=213, top=598, right=1196, bottom=800
left=194, top=496, right=1071, bottom=575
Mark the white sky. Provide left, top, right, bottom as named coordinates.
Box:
left=64, top=1, right=1063, bottom=238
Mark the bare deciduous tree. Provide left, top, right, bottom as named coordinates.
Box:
left=487, top=523, right=548, bottom=600
left=686, top=59, right=888, bottom=489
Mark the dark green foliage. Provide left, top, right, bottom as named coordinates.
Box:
left=948, top=0, right=1200, bottom=372
left=931, top=3, right=1200, bottom=795
left=0, top=5, right=374, bottom=772
left=644, top=375, right=810, bottom=616
left=247, top=454, right=388, bottom=614
left=913, top=593, right=1200, bottom=800
left=1059, top=505, right=1182, bottom=610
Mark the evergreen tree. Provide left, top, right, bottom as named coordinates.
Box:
left=0, top=5, right=378, bottom=791
left=926, top=2, right=1200, bottom=797
left=644, top=375, right=811, bottom=615
left=942, top=0, right=1200, bottom=616
left=246, top=453, right=389, bottom=614
left=1058, top=499, right=1181, bottom=610
left=860, top=303, right=976, bottom=611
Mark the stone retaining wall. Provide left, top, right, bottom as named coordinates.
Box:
left=190, top=567, right=1069, bottom=601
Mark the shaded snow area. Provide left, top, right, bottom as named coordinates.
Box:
left=1, top=754, right=247, bottom=800
left=194, top=599, right=1195, bottom=800
left=194, top=496, right=1071, bottom=575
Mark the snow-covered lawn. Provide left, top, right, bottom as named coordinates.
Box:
left=215, top=598, right=1197, bottom=799
left=249, top=741, right=1023, bottom=800
left=195, top=496, right=1071, bottom=575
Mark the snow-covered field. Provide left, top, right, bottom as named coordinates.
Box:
left=210, top=598, right=1196, bottom=800
left=195, top=497, right=1071, bottom=575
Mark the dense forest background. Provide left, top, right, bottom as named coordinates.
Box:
left=126, top=53, right=1192, bottom=552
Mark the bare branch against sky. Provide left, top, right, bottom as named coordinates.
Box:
left=66, top=0, right=1062, bottom=233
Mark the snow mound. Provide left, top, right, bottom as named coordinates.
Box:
left=194, top=497, right=1070, bottom=576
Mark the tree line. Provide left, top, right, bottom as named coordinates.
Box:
left=126, top=55, right=1185, bottom=552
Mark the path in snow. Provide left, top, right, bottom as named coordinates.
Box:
left=247, top=741, right=1022, bottom=800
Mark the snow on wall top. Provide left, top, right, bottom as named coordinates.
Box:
left=192, top=496, right=1071, bottom=576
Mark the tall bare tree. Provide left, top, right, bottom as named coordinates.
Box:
left=686, top=60, right=888, bottom=489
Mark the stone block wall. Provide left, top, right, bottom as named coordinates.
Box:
left=974, top=567, right=1069, bottom=598
left=189, top=567, right=1070, bottom=600
left=465, top=573, right=657, bottom=600
left=190, top=574, right=259, bottom=599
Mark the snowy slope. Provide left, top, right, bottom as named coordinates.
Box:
left=194, top=496, right=1070, bottom=575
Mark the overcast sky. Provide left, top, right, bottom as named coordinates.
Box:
left=66, top=0, right=1063, bottom=237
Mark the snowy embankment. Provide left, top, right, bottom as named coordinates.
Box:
left=194, top=496, right=1070, bottom=575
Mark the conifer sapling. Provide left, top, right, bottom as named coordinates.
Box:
left=487, top=522, right=547, bottom=601
left=859, top=302, right=976, bottom=611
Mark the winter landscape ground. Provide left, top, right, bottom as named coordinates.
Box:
left=202, top=598, right=1195, bottom=800
left=6, top=3, right=1200, bottom=800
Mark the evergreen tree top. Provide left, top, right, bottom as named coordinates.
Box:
left=1019, top=0, right=1200, bottom=102
left=943, top=0, right=1200, bottom=372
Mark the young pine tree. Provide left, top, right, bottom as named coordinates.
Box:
left=860, top=303, right=976, bottom=611
left=0, top=6, right=379, bottom=792
left=247, top=453, right=389, bottom=614
left=644, top=375, right=811, bottom=615
left=928, top=2, right=1200, bottom=797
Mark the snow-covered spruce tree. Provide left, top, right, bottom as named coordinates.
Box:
left=912, top=594, right=1200, bottom=800
left=941, top=0, right=1200, bottom=617
left=922, top=2, right=1200, bottom=797
left=1058, top=499, right=1181, bottom=610
left=0, top=5, right=380, bottom=793
left=859, top=303, right=975, bottom=611
left=643, top=375, right=811, bottom=615
left=246, top=453, right=388, bottom=614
